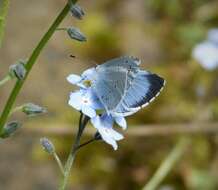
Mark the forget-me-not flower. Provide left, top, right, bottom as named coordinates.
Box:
left=67, top=56, right=165, bottom=150
left=67, top=68, right=96, bottom=88
left=67, top=68, right=127, bottom=149
left=68, top=88, right=103, bottom=118
left=91, top=114, right=124, bottom=150
left=192, top=28, right=218, bottom=70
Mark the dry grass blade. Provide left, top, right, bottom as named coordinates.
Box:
left=23, top=122, right=218, bottom=137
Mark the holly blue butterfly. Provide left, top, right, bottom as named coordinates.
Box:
left=87, top=56, right=165, bottom=117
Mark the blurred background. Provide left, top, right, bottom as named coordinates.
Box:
left=0, top=0, right=218, bottom=189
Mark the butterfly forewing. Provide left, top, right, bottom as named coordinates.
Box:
left=92, top=67, right=127, bottom=111
left=98, top=56, right=140, bottom=72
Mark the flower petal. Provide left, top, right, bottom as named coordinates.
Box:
left=99, top=131, right=118, bottom=150
left=114, top=116, right=127, bottom=130
left=101, top=113, right=114, bottom=128
left=91, top=114, right=123, bottom=150
left=67, top=74, right=82, bottom=84
left=83, top=88, right=104, bottom=109
left=82, top=67, right=96, bottom=80
left=91, top=115, right=101, bottom=128
left=82, top=105, right=96, bottom=118
left=108, top=128, right=124, bottom=141
left=68, top=91, right=83, bottom=110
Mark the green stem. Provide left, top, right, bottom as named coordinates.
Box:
left=142, top=137, right=191, bottom=190
left=60, top=151, right=76, bottom=190
left=56, top=28, right=68, bottom=31
left=0, top=0, right=78, bottom=135
left=9, top=105, right=24, bottom=116
left=0, top=74, right=11, bottom=87
left=76, top=138, right=96, bottom=150
left=59, top=114, right=87, bottom=190
left=0, top=0, right=10, bottom=46
left=53, top=152, right=65, bottom=175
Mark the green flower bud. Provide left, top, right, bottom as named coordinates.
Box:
left=70, top=4, right=85, bottom=20
left=1, top=121, right=22, bottom=138
left=67, top=27, right=87, bottom=42
left=22, top=103, right=47, bottom=116
left=40, top=137, right=55, bottom=154
left=9, top=60, right=26, bottom=80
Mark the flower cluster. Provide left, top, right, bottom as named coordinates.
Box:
left=67, top=68, right=127, bottom=150
left=192, top=28, right=218, bottom=70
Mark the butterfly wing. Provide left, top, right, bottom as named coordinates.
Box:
left=92, top=57, right=165, bottom=116
left=92, top=67, right=128, bottom=112
left=92, top=56, right=141, bottom=112
left=98, top=56, right=140, bottom=72
left=112, top=71, right=165, bottom=116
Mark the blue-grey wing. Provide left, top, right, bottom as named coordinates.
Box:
left=92, top=68, right=128, bottom=112
left=98, top=56, right=140, bottom=72
left=112, top=71, right=165, bottom=116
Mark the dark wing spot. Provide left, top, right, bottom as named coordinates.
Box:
left=130, top=74, right=165, bottom=108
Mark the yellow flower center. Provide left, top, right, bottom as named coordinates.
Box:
left=83, top=80, right=92, bottom=87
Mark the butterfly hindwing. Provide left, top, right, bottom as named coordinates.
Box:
left=112, top=71, right=165, bottom=116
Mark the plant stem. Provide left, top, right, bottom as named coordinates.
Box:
left=0, top=0, right=10, bottom=47
left=53, top=152, right=65, bottom=175
left=0, top=74, right=11, bottom=87
left=142, top=137, right=191, bottom=190
left=56, top=28, right=68, bottom=31
left=9, top=105, right=24, bottom=116
left=60, top=152, right=76, bottom=190
left=59, top=114, right=87, bottom=190
left=76, top=138, right=96, bottom=150
left=0, top=0, right=78, bottom=135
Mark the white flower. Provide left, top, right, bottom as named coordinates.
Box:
left=67, top=67, right=129, bottom=150
left=67, top=74, right=86, bottom=88
left=208, top=28, right=218, bottom=44
left=81, top=67, right=96, bottom=80
left=192, top=28, right=218, bottom=71
left=68, top=88, right=103, bottom=118
left=91, top=114, right=124, bottom=150
left=66, top=56, right=164, bottom=150
left=192, top=41, right=218, bottom=70
left=67, top=67, right=96, bottom=88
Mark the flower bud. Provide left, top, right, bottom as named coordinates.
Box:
left=40, top=137, right=55, bottom=154
left=67, top=27, right=87, bottom=42
left=9, top=60, right=26, bottom=80
left=1, top=121, right=22, bottom=138
left=22, top=103, right=47, bottom=116
left=70, top=4, right=85, bottom=20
